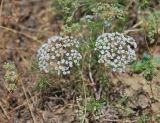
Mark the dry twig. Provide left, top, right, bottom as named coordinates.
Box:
left=0, top=100, right=10, bottom=120
left=0, top=26, right=42, bottom=44
left=21, top=81, right=37, bottom=123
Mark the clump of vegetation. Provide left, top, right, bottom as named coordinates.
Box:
left=141, top=10, right=160, bottom=44
left=37, top=36, right=82, bottom=75
left=36, top=77, right=48, bottom=91
left=75, top=96, right=107, bottom=122
left=95, top=32, right=137, bottom=72
left=53, top=0, right=127, bottom=34
left=132, top=53, right=160, bottom=81
left=1, top=0, right=160, bottom=123
left=3, top=62, right=18, bottom=91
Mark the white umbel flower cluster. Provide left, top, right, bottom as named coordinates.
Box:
left=37, top=36, right=82, bottom=75
left=95, top=32, right=137, bottom=72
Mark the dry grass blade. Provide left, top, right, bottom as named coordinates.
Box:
left=0, top=0, right=4, bottom=24
left=21, top=82, right=37, bottom=123
left=0, top=26, right=42, bottom=44
left=0, top=100, right=10, bottom=120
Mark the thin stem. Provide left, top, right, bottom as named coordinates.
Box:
left=0, top=0, right=4, bottom=24
left=88, top=54, right=100, bottom=100
left=0, top=25, right=42, bottom=44
left=149, top=81, right=154, bottom=97
left=81, top=52, right=87, bottom=123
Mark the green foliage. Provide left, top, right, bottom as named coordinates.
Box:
left=53, top=0, right=126, bottom=35
left=3, top=62, right=17, bottom=82
left=61, top=22, right=81, bottom=34
left=153, top=57, right=160, bottom=65
left=91, top=2, right=125, bottom=21
left=137, top=114, right=150, bottom=123
left=31, top=62, right=39, bottom=72
left=114, top=0, right=129, bottom=5
left=86, top=99, right=103, bottom=112
left=99, top=74, right=110, bottom=88
left=36, top=77, right=48, bottom=91
left=3, top=62, right=18, bottom=91
left=3, top=62, right=16, bottom=71
left=156, top=115, right=160, bottom=123
left=53, top=0, right=78, bottom=21
left=8, top=83, right=17, bottom=91
left=114, top=14, right=129, bottom=32
left=141, top=10, right=160, bottom=44
left=86, top=20, right=104, bottom=37
left=75, top=96, right=105, bottom=121
left=132, top=53, right=156, bottom=81
left=138, top=0, right=150, bottom=9
left=118, top=93, right=128, bottom=105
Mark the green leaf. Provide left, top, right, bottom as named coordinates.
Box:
left=142, top=52, right=151, bottom=61
left=153, top=57, right=160, bottom=65
left=132, top=61, right=144, bottom=73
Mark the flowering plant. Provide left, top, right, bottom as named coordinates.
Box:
left=37, top=36, right=82, bottom=75
left=95, top=32, right=137, bottom=72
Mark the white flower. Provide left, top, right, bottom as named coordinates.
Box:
left=114, top=59, right=118, bottom=63
left=61, top=59, right=65, bottom=64
left=101, top=50, right=105, bottom=54
left=51, top=47, right=55, bottom=51
left=56, top=53, right=60, bottom=57
left=74, top=60, right=78, bottom=64
left=37, top=36, right=82, bottom=75
left=106, top=46, right=110, bottom=49
left=68, top=57, right=72, bottom=60
left=65, top=61, right=69, bottom=65
left=95, top=32, right=137, bottom=72
left=103, top=46, right=107, bottom=49
left=69, top=61, right=73, bottom=67
left=119, top=46, right=122, bottom=50
left=117, top=56, right=120, bottom=60
left=63, top=71, right=67, bottom=75
left=99, top=46, right=102, bottom=49
left=51, top=55, right=55, bottom=59
left=112, top=68, right=116, bottom=72
left=55, top=66, right=58, bottom=70
left=67, top=71, right=70, bottom=74
left=50, top=62, right=54, bottom=65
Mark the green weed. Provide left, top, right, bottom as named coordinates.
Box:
left=3, top=62, right=18, bottom=91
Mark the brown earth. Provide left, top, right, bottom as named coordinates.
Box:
left=0, top=0, right=160, bottom=123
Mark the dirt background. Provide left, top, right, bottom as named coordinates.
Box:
left=0, top=0, right=160, bottom=123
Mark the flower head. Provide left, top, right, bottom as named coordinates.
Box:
left=37, top=36, right=82, bottom=75
left=95, top=32, right=137, bottom=72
